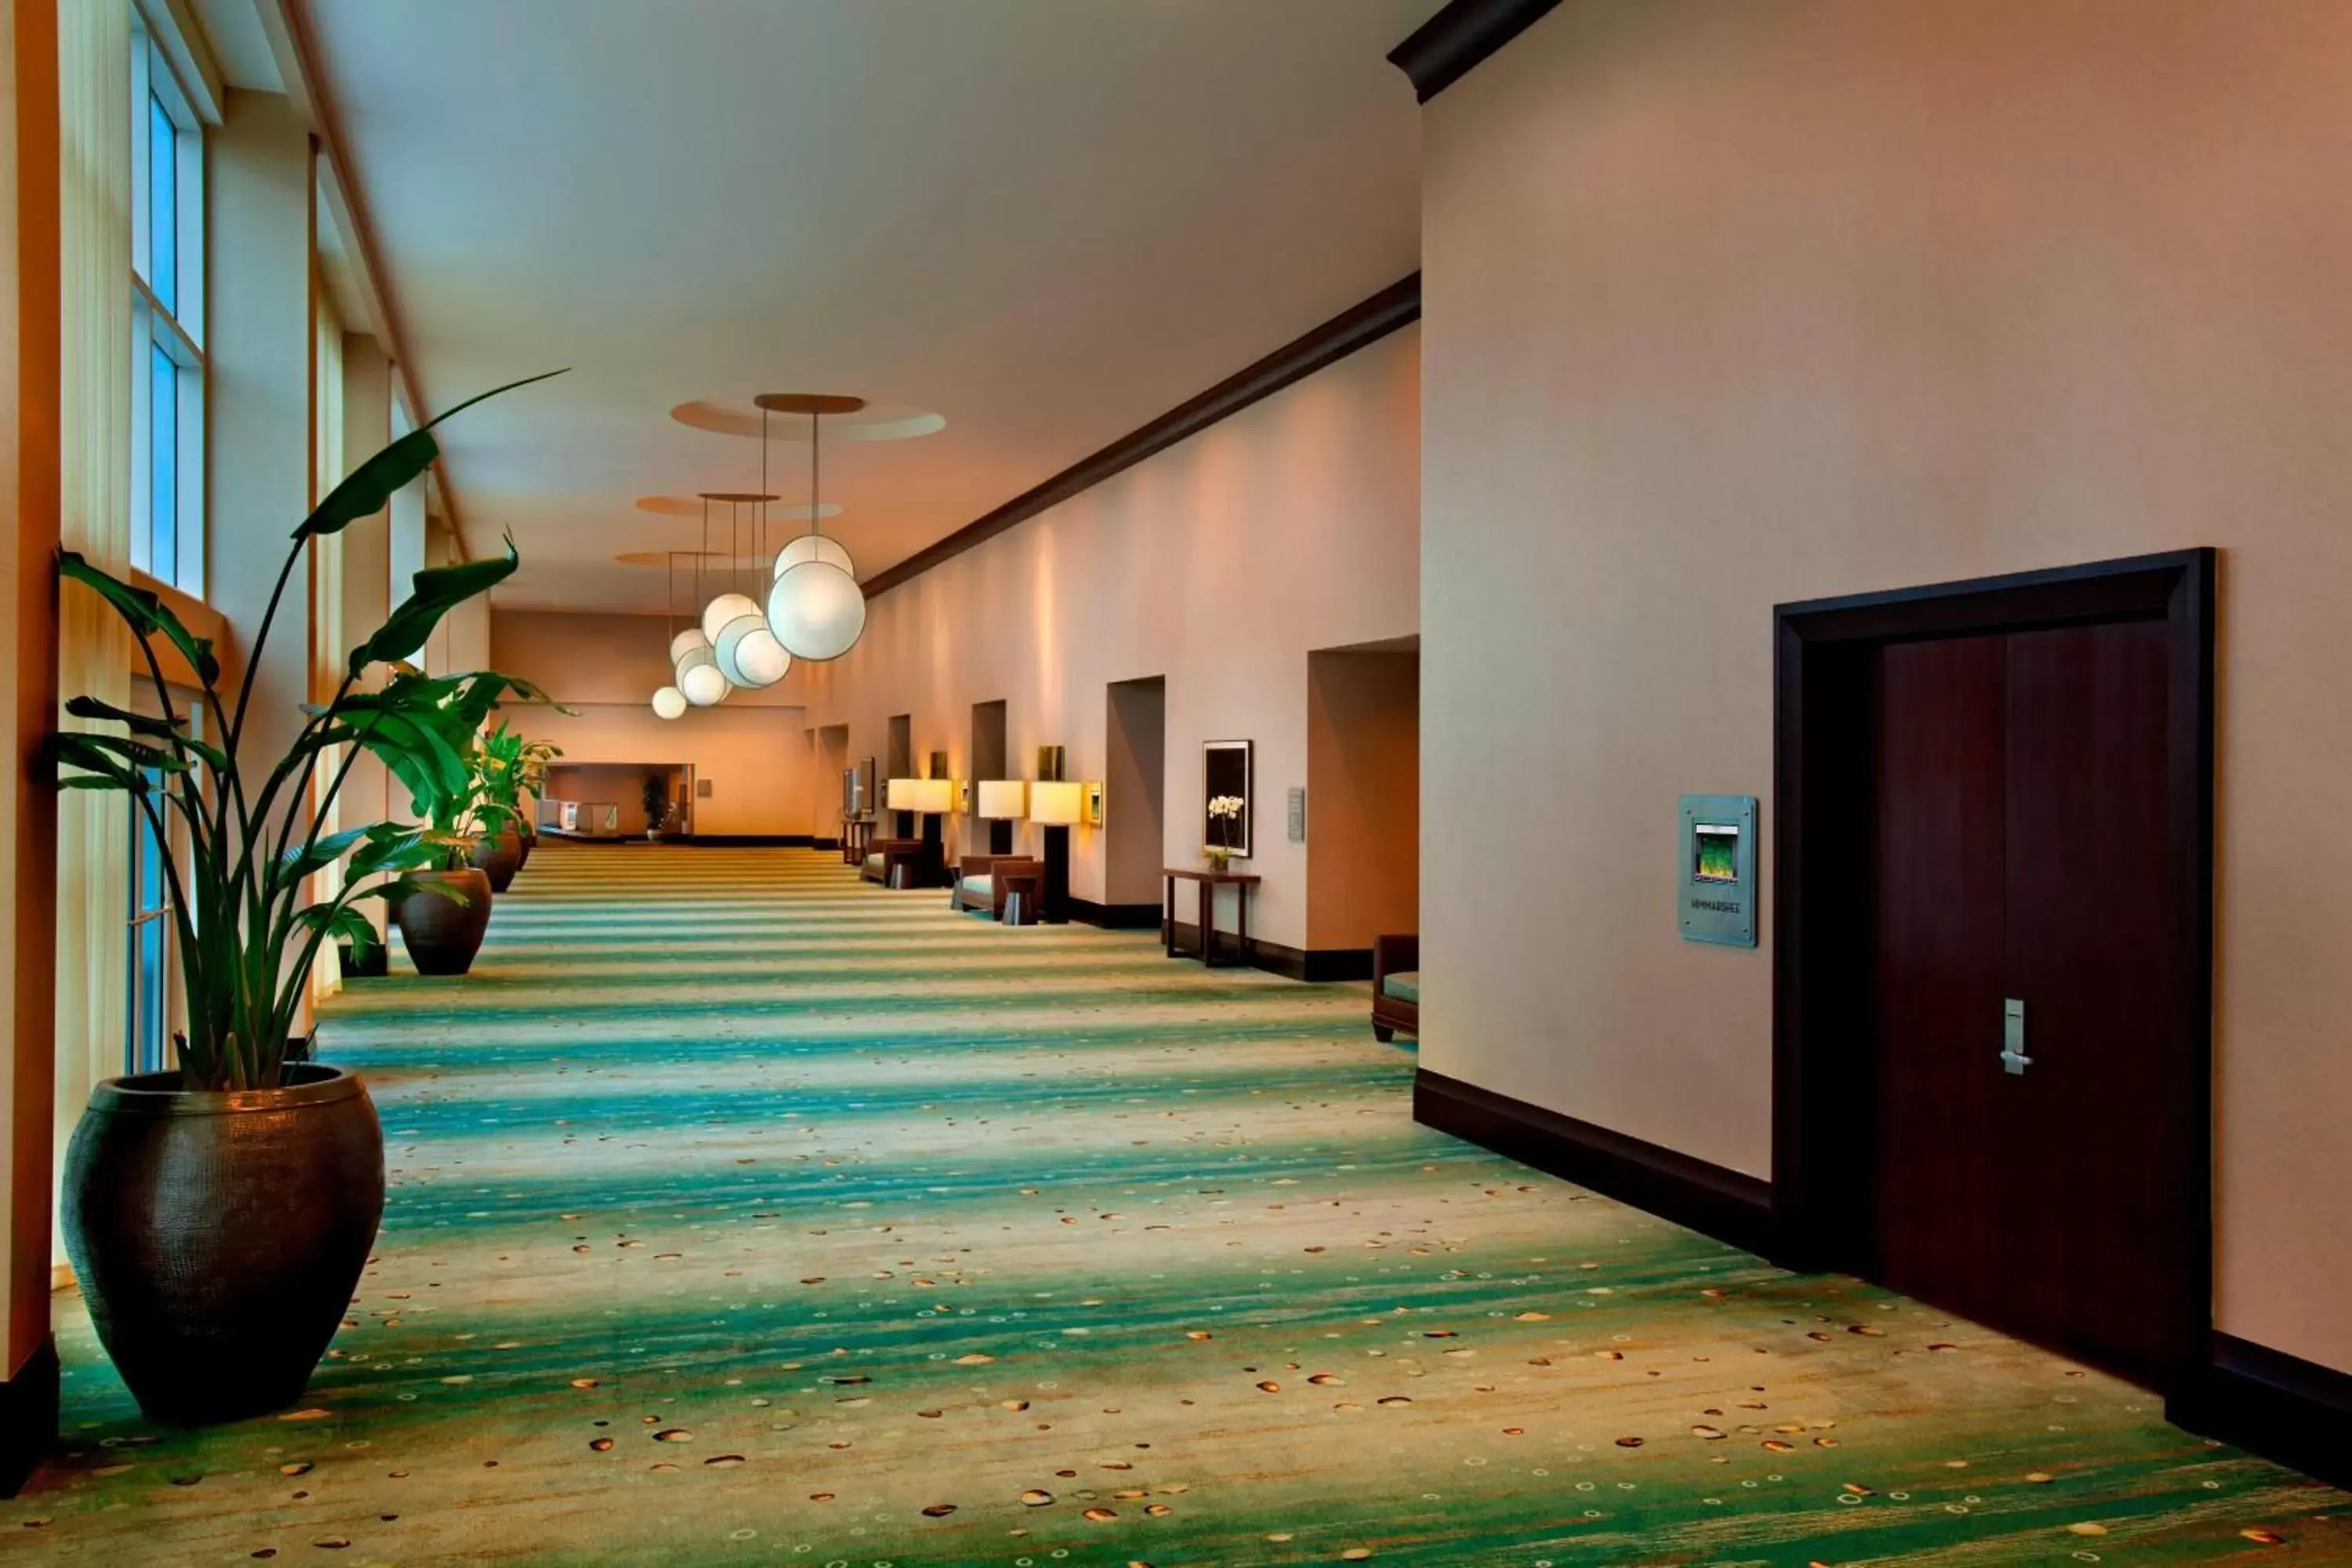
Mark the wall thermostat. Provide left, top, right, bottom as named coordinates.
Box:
left=1678, top=793, right=1757, bottom=948
left=1287, top=786, right=1305, bottom=843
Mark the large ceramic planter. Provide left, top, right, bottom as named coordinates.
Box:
left=468, top=826, right=523, bottom=893
left=516, top=827, right=536, bottom=871
left=394, top=866, right=493, bottom=975
left=60, top=1065, right=385, bottom=1427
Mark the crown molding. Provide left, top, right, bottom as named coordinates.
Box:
left=1387, top=0, right=1562, bottom=103
left=861, top=273, right=1421, bottom=603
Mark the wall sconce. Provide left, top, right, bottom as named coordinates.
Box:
left=1084, top=781, right=1105, bottom=828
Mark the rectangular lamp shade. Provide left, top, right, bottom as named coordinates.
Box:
left=976, top=779, right=1026, bottom=820
left=886, top=777, right=922, bottom=811
left=888, top=777, right=953, bottom=814
left=1029, top=780, right=1083, bottom=826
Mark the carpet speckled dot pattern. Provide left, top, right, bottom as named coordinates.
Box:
left=9, top=847, right=2347, bottom=1566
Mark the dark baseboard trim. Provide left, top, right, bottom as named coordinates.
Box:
left=1302, top=946, right=1374, bottom=983
left=1414, top=1069, right=1777, bottom=1257
left=0, top=1338, right=57, bottom=1497
left=862, top=274, right=1421, bottom=601
left=681, top=834, right=815, bottom=848
left=1163, top=920, right=1310, bottom=982
left=812, top=836, right=841, bottom=851
left=2169, top=1333, right=2352, bottom=1490
left=1067, top=898, right=1161, bottom=931
left=1388, top=0, right=1563, bottom=103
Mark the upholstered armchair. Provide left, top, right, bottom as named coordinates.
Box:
left=1371, top=934, right=1418, bottom=1041
left=952, top=855, right=1045, bottom=921
left=862, top=838, right=935, bottom=889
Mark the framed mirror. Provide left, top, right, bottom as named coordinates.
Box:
left=1202, top=739, right=1253, bottom=859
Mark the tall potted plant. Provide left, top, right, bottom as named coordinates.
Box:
left=379, top=671, right=544, bottom=971
left=506, top=727, right=560, bottom=868
left=50, top=371, right=561, bottom=1426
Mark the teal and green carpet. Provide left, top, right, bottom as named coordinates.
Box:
left=9, top=848, right=2347, bottom=1564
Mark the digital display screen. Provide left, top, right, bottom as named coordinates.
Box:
left=1693, top=823, right=1740, bottom=884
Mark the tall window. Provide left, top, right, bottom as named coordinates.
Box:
left=130, top=22, right=204, bottom=593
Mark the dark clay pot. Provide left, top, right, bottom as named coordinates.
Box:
left=468, top=827, right=523, bottom=892
left=516, top=828, right=535, bottom=870
left=394, top=866, right=493, bottom=975
left=60, top=1064, right=385, bottom=1427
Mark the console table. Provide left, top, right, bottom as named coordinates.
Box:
left=840, top=815, right=876, bottom=866
left=1163, top=868, right=1262, bottom=968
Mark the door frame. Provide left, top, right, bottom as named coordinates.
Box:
left=1772, top=547, right=2215, bottom=1389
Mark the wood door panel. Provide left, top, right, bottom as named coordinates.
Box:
left=2003, top=619, right=2188, bottom=1378
left=1871, top=635, right=2008, bottom=1314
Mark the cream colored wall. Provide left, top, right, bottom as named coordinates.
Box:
left=1421, top=0, right=2352, bottom=1374
left=491, top=608, right=814, bottom=838
left=798, top=326, right=1420, bottom=950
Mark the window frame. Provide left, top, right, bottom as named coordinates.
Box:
left=129, top=19, right=205, bottom=597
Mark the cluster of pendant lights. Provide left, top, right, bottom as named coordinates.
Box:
left=655, top=394, right=869, bottom=719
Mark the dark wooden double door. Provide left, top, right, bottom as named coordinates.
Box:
left=1868, top=616, right=2198, bottom=1385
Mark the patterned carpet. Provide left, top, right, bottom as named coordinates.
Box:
left=8, top=846, right=2347, bottom=1565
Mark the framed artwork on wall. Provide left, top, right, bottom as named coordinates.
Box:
left=1203, top=739, right=1253, bottom=859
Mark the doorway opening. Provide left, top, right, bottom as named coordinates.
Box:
left=972, top=699, right=1011, bottom=854
left=887, top=713, right=913, bottom=837
left=1105, top=676, right=1167, bottom=922
left=1775, top=550, right=2214, bottom=1393
left=1306, top=638, right=1420, bottom=980
left=814, top=723, right=849, bottom=848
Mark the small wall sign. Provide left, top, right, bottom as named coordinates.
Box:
left=1679, top=793, right=1758, bottom=948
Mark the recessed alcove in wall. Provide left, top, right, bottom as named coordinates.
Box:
left=1306, top=637, right=1419, bottom=975
left=972, top=699, right=1011, bottom=854
left=1106, top=677, right=1167, bottom=910
left=815, top=723, right=850, bottom=845
left=545, top=761, right=689, bottom=839
left=887, top=714, right=913, bottom=836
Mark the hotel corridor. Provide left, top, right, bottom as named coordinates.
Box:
left=9, top=848, right=2342, bottom=1564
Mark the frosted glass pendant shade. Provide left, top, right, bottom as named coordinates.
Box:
left=732, top=625, right=792, bottom=687
left=702, top=592, right=761, bottom=643
left=773, top=533, right=855, bottom=580
left=713, top=612, right=767, bottom=685
left=680, top=660, right=731, bottom=706
left=767, top=561, right=866, bottom=662
left=652, top=685, right=687, bottom=720
left=670, top=628, right=710, bottom=664
left=674, top=641, right=717, bottom=679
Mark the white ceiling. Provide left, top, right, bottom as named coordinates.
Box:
left=301, top=0, right=1438, bottom=615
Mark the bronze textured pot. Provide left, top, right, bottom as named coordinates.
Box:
left=395, top=866, right=492, bottom=975
left=516, top=826, right=536, bottom=870
left=60, top=1064, right=385, bottom=1426
left=468, top=826, right=523, bottom=892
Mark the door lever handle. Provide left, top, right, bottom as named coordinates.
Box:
left=2000, top=996, right=2031, bottom=1075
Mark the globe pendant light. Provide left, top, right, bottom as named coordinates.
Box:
left=761, top=394, right=867, bottom=662
left=773, top=531, right=854, bottom=580
left=652, top=551, right=691, bottom=719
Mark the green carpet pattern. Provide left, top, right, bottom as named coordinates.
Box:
left=9, top=847, right=2347, bottom=1565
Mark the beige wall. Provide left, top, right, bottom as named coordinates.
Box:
left=1421, top=0, right=2352, bottom=1374
left=800, top=325, right=1420, bottom=950
left=1306, top=648, right=1417, bottom=951
left=492, top=608, right=814, bottom=839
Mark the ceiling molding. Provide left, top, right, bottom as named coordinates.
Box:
left=1386, top=0, right=1561, bottom=103
left=859, top=272, right=1421, bottom=604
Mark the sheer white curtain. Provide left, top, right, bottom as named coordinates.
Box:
left=53, top=0, right=132, bottom=1247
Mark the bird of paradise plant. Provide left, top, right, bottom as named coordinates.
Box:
left=47, top=371, right=564, bottom=1091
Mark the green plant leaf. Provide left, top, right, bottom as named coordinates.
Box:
left=64, top=695, right=179, bottom=736
left=59, top=553, right=220, bottom=686
left=296, top=369, right=567, bottom=542
left=349, top=539, right=521, bottom=677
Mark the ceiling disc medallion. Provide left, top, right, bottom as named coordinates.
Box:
left=754, top=393, right=868, bottom=416
left=696, top=490, right=779, bottom=504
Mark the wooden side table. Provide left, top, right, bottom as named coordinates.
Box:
left=1163, top=868, right=1263, bottom=968
left=840, top=815, right=875, bottom=866
left=998, top=866, right=1044, bottom=927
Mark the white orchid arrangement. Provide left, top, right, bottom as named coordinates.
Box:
left=1206, top=793, right=1246, bottom=866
